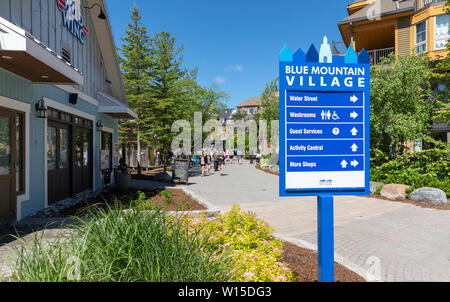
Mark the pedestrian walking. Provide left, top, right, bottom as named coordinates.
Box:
left=229, top=149, right=234, bottom=164
left=219, top=151, right=225, bottom=176
left=213, top=149, right=219, bottom=172
left=237, top=149, right=243, bottom=164
left=205, top=151, right=212, bottom=175
left=200, top=152, right=205, bottom=177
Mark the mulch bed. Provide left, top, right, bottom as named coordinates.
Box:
left=282, top=242, right=365, bottom=282
left=146, top=189, right=207, bottom=212
left=56, top=188, right=206, bottom=217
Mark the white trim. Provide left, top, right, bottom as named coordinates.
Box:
left=43, top=97, right=97, bottom=208
left=0, top=17, right=83, bottom=85
left=98, top=106, right=138, bottom=119
left=55, top=85, right=100, bottom=107
left=101, top=126, right=114, bottom=134
left=0, top=96, right=31, bottom=221
left=414, top=19, right=427, bottom=53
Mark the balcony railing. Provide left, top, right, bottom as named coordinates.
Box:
left=332, top=41, right=395, bottom=65
left=415, top=0, right=444, bottom=11
left=368, top=47, right=395, bottom=65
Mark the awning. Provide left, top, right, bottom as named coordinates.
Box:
left=0, top=17, right=83, bottom=85
left=98, top=92, right=138, bottom=119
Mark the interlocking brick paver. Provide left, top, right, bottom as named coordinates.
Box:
left=171, top=163, right=449, bottom=282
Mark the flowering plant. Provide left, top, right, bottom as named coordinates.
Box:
left=183, top=205, right=295, bottom=282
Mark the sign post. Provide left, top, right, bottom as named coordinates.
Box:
left=279, top=37, right=371, bottom=282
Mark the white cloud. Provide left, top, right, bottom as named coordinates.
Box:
left=225, top=64, right=243, bottom=72
left=214, top=76, right=226, bottom=84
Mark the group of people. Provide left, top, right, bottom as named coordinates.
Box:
left=198, top=148, right=245, bottom=177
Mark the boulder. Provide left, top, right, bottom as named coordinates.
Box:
left=409, top=187, right=448, bottom=205
left=370, top=181, right=385, bottom=194
left=380, top=184, right=410, bottom=200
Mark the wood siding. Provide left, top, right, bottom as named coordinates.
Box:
left=397, top=16, right=412, bottom=56
left=0, top=0, right=112, bottom=99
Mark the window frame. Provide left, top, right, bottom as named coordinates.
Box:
left=15, top=112, right=25, bottom=195
left=415, top=19, right=427, bottom=53
left=434, top=14, right=450, bottom=51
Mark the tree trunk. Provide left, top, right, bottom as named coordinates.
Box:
left=137, top=127, right=141, bottom=175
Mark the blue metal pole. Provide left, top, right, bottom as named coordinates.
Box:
left=317, top=195, right=335, bottom=282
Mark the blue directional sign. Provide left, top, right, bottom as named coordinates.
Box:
left=279, top=38, right=370, bottom=196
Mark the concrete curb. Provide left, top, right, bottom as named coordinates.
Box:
left=177, top=186, right=221, bottom=215
left=273, top=233, right=374, bottom=282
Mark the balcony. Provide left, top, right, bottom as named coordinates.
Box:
left=415, top=0, right=445, bottom=12
left=332, top=41, right=395, bottom=65
left=368, top=47, right=395, bottom=65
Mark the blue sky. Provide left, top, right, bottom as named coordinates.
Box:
left=106, top=0, right=355, bottom=108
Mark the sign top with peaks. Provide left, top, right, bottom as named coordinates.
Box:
left=279, top=37, right=370, bottom=65
left=279, top=36, right=371, bottom=197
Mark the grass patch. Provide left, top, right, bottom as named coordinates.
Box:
left=8, top=203, right=230, bottom=282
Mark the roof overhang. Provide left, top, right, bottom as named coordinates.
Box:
left=98, top=92, right=138, bottom=119
left=0, top=17, right=83, bottom=85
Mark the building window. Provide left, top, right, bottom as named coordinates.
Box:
left=415, top=20, right=427, bottom=53
left=248, top=108, right=255, bottom=115
left=435, top=14, right=450, bottom=50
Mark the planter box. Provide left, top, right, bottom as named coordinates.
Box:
left=114, top=171, right=131, bottom=191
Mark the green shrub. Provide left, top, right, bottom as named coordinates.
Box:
left=9, top=205, right=230, bottom=282
left=260, top=157, right=271, bottom=167
left=371, top=148, right=450, bottom=196
left=184, top=205, right=295, bottom=282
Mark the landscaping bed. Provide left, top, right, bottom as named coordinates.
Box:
left=5, top=201, right=366, bottom=282
left=56, top=188, right=206, bottom=217
left=282, top=242, right=365, bottom=282
left=362, top=193, right=450, bottom=211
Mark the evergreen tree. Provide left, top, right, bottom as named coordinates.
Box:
left=147, top=31, right=187, bottom=170
left=118, top=6, right=152, bottom=160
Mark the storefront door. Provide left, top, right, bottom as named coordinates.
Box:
left=0, top=110, right=16, bottom=224
left=47, top=121, right=71, bottom=204
left=73, top=127, right=92, bottom=195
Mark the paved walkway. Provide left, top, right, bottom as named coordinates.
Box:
left=1, top=162, right=448, bottom=282
left=179, top=161, right=450, bottom=282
